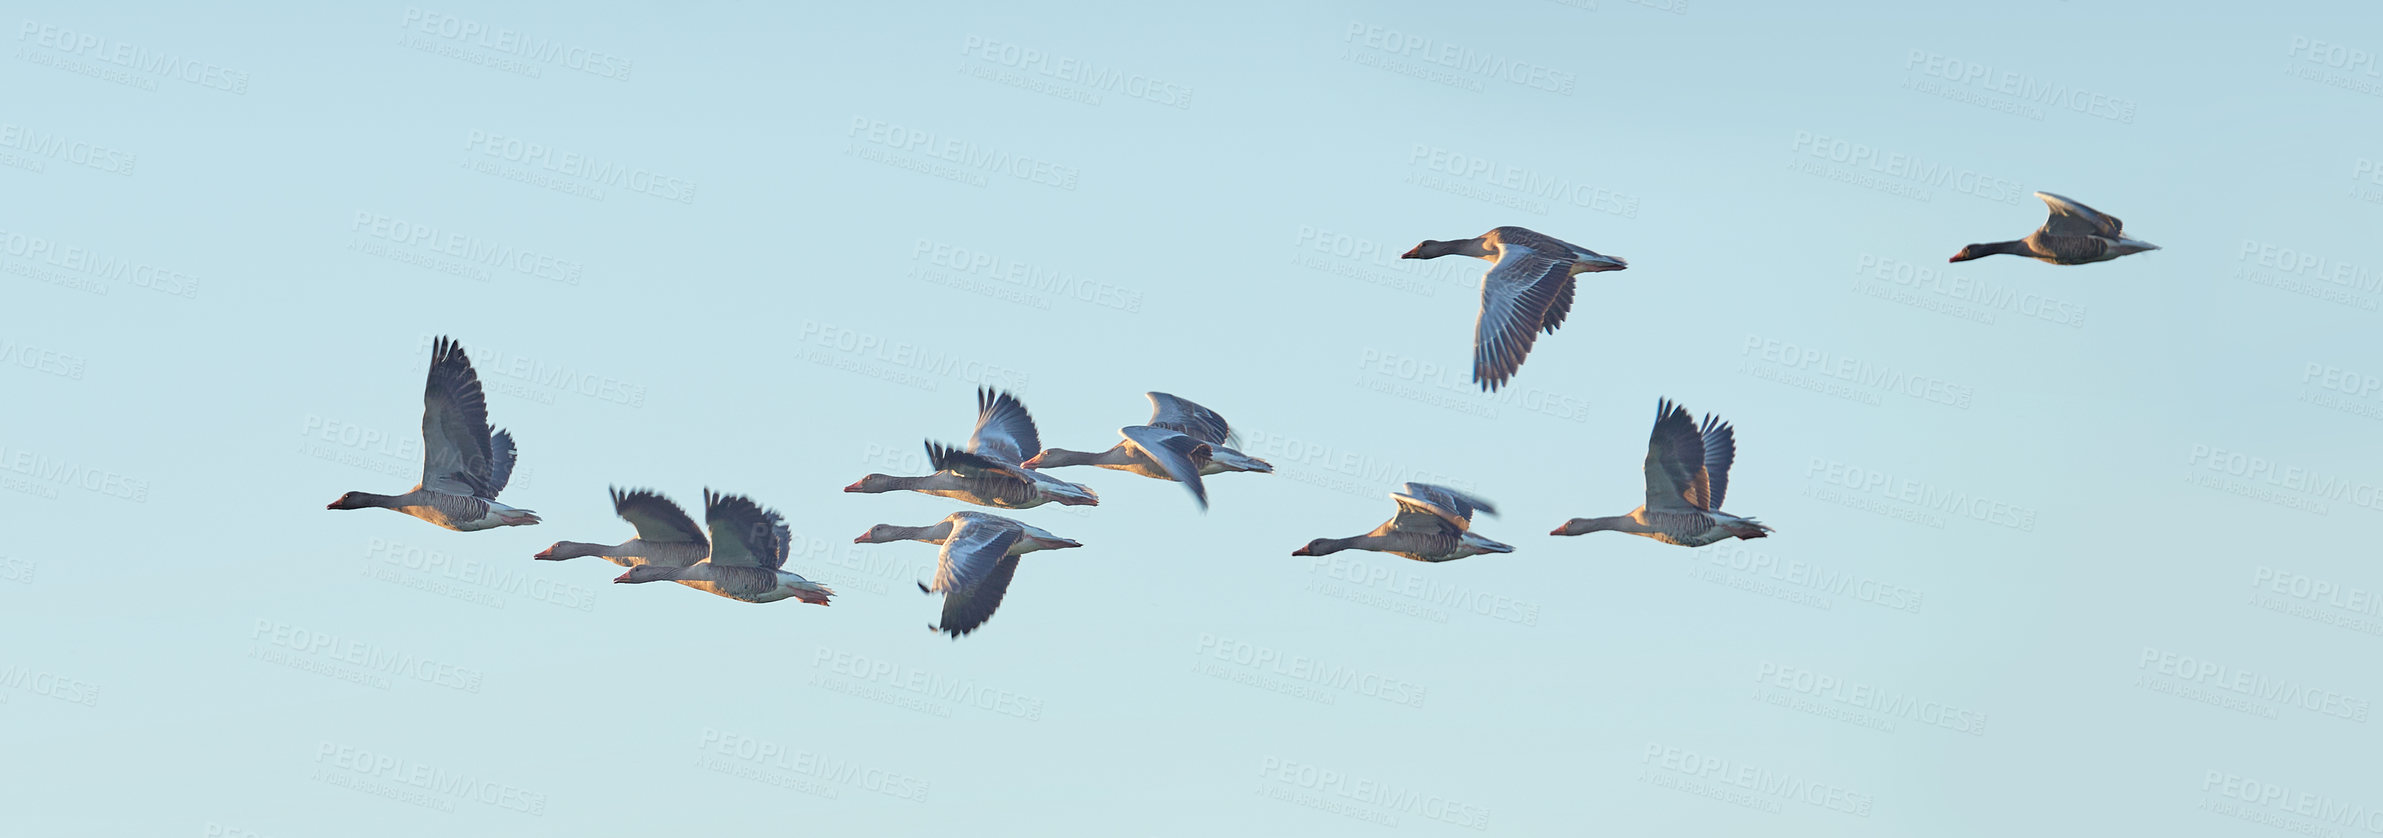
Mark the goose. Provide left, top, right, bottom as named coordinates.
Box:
left=1551, top=398, right=1774, bottom=547
left=1291, top=482, right=1513, bottom=563
left=1950, top=191, right=2159, bottom=265
left=534, top=487, right=709, bottom=568
left=326, top=336, right=538, bottom=531
left=843, top=387, right=1099, bottom=508
left=854, top=511, right=1083, bottom=638
left=1401, top=226, right=1627, bottom=392
left=612, top=489, right=834, bottom=605
left=1021, top=392, right=1273, bottom=510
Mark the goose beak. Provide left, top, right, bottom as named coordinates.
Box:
left=841, top=479, right=866, bottom=493
left=851, top=531, right=872, bottom=543
left=1399, top=245, right=1423, bottom=259
left=611, top=571, right=633, bottom=583
left=533, top=545, right=556, bottom=559
left=1290, top=546, right=1314, bottom=556
left=1020, top=453, right=1046, bottom=468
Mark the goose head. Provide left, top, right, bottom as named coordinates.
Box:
left=843, top=474, right=899, bottom=493
left=325, top=491, right=379, bottom=510
left=853, top=524, right=907, bottom=544
left=1290, top=537, right=1347, bottom=557
left=613, top=565, right=681, bottom=584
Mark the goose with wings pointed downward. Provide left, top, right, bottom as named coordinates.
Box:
left=1401, top=226, right=1628, bottom=393
left=1950, top=191, right=2158, bottom=265
left=326, top=336, right=538, bottom=531
left=1291, top=483, right=1513, bottom=563
left=1552, top=398, right=1773, bottom=547
left=854, top=511, right=1083, bottom=638
left=843, top=388, right=1099, bottom=508
left=612, top=489, right=834, bottom=605
left=1022, top=391, right=1272, bottom=511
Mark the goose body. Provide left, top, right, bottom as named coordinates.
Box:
left=1951, top=191, right=2159, bottom=265
left=856, top=511, right=1083, bottom=637
left=844, top=388, right=1098, bottom=509
left=612, top=489, right=833, bottom=605
left=1292, top=483, right=1513, bottom=563
left=535, top=487, right=710, bottom=568
left=1552, top=398, right=1774, bottom=547
left=1402, top=226, right=1627, bottom=392
left=327, top=336, right=538, bottom=531
left=1023, top=392, right=1273, bottom=510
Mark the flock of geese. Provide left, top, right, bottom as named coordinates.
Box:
left=326, top=192, right=2156, bottom=637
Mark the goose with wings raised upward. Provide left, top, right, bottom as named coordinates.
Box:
left=1950, top=191, right=2159, bottom=265
left=843, top=388, right=1099, bottom=508
left=1552, top=398, right=1773, bottom=547
left=326, top=336, right=537, bottom=531
left=1291, top=483, right=1513, bottom=563
left=855, top=511, right=1083, bottom=638
left=612, top=489, right=834, bottom=605
left=1401, top=226, right=1627, bottom=392
left=534, top=487, right=709, bottom=567
left=1022, top=392, right=1272, bottom=510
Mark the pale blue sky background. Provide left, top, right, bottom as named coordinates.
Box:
left=4, top=1, right=2379, bottom=835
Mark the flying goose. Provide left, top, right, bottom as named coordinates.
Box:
left=855, top=511, right=1083, bottom=638
left=843, top=388, right=1099, bottom=508
left=1291, top=482, right=1514, bottom=562
left=1022, top=392, right=1273, bottom=510
left=326, top=336, right=538, bottom=531
left=612, top=489, right=834, bottom=605
left=534, top=487, right=709, bottom=568
left=1401, top=226, right=1627, bottom=392
left=1551, top=398, right=1773, bottom=546
left=1950, top=191, right=2159, bottom=265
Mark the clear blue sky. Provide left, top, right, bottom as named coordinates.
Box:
left=4, top=1, right=2380, bottom=834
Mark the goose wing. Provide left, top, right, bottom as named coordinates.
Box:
left=1389, top=482, right=1497, bottom=533
left=485, top=430, right=518, bottom=497
left=1697, top=413, right=1738, bottom=511
left=1473, top=245, right=1579, bottom=392
left=419, top=336, right=500, bottom=496
left=2036, top=191, right=2124, bottom=238
left=1145, top=392, right=1235, bottom=446
left=1119, top=425, right=1213, bottom=509
left=610, top=487, right=709, bottom=546
left=929, top=554, right=1021, bottom=638
left=966, top=387, right=1041, bottom=465
left=927, top=515, right=1023, bottom=595
left=1644, top=399, right=1713, bottom=511
left=702, top=489, right=785, bottom=569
